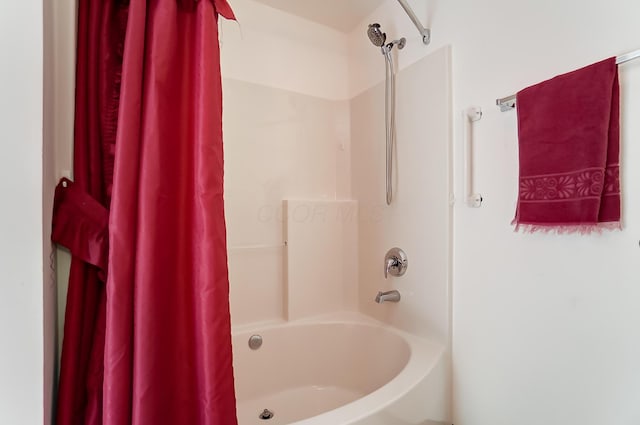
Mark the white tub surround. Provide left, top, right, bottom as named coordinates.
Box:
left=284, top=200, right=358, bottom=320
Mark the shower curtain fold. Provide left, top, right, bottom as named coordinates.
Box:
left=54, top=0, right=237, bottom=424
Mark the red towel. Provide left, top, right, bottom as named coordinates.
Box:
left=513, top=57, right=621, bottom=233
left=52, top=178, right=109, bottom=273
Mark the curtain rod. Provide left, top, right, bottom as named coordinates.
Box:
left=496, top=48, right=640, bottom=112
left=396, top=0, right=431, bottom=45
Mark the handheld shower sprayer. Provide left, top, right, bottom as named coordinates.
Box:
left=367, top=3, right=431, bottom=205
left=367, top=23, right=386, bottom=47
left=367, top=23, right=405, bottom=205
left=367, top=23, right=406, bottom=54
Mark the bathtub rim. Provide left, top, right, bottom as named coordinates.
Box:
left=231, top=311, right=445, bottom=425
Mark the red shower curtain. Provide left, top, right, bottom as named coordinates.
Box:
left=54, top=0, right=237, bottom=424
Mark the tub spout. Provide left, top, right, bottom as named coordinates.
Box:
left=375, top=290, right=401, bottom=303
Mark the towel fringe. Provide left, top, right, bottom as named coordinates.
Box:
left=512, top=220, right=622, bottom=235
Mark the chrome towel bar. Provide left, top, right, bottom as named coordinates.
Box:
left=496, top=48, right=640, bottom=112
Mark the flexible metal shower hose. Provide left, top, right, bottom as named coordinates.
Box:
left=384, top=49, right=396, bottom=206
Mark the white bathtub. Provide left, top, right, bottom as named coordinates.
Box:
left=232, top=313, right=448, bottom=425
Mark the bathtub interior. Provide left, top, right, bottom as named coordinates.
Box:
left=232, top=321, right=412, bottom=424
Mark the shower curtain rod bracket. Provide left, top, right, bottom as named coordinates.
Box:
left=397, top=0, right=431, bottom=45
left=421, top=29, right=431, bottom=45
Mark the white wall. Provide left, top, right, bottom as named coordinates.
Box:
left=0, top=1, right=46, bottom=424
left=348, top=1, right=640, bottom=424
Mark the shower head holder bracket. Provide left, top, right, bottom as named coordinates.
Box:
left=381, top=38, right=407, bottom=55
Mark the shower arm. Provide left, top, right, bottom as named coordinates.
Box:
left=396, top=0, right=431, bottom=45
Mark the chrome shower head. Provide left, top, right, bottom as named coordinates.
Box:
left=367, top=23, right=386, bottom=47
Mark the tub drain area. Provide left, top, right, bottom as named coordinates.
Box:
left=259, top=409, right=274, bottom=420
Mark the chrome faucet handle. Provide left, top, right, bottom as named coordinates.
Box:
left=384, top=248, right=408, bottom=279
left=384, top=257, right=398, bottom=278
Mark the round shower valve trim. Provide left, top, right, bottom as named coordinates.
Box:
left=384, top=247, right=408, bottom=278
